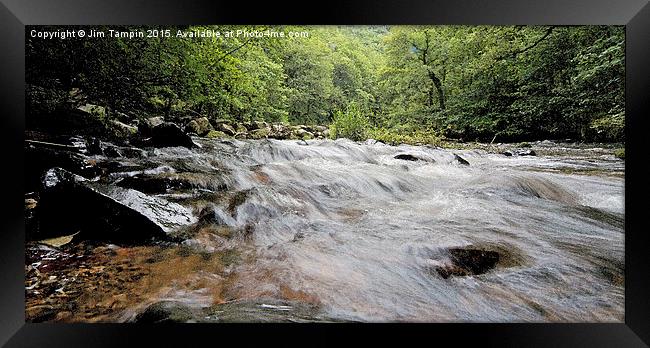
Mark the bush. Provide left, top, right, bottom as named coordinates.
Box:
left=367, top=127, right=441, bottom=146
left=329, top=103, right=370, bottom=141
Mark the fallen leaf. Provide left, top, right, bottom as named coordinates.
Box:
left=38, top=232, right=80, bottom=248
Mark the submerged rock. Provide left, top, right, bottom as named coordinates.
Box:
left=134, top=301, right=197, bottom=323
left=394, top=153, right=432, bottom=162
left=518, top=149, right=537, bottom=156
left=36, top=167, right=197, bottom=242
left=435, top=248, right=500, bottom=279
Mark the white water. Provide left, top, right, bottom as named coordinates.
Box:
left=128, top=138, right=624, bottom=322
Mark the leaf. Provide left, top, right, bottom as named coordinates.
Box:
left=38, top=232, right=80, bottom=248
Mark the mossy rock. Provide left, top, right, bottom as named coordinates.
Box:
left=206, top=130, right=228, bottom=139
left=614, top=148, right=625, bottom=159
left=249, top=128, right=270, bottom=139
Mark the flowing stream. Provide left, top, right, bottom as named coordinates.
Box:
left=97, top=138, right=624, bottom=322
left=27, top=138, right=624, bottom=323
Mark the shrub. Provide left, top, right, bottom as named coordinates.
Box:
left=329, top=103, right=370, bottom=141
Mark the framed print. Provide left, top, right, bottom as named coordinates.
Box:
left=1, top=0, right=649, bottom=346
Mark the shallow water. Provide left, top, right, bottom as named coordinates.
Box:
left=29, top=138, right=625, bottom=322
left=110, top=138, right=622, bottom=322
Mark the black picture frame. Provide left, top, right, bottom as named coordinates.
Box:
left=2, top=0, right=649, bottom=346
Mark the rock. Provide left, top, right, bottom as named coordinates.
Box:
left=249, top=127, right=271, bottom=140
left=502, top=150, right=514, bottom=157
left=314, top=125, right=328, bottom=132
left=36, top=167, right=197, bottom=242
left=148, top=123, right=196, bottom=149
left=322, top=129, right=331, bottom=138
left=76, top=103, right=106, bottom=120
left=103, top=146, right=123, bottom=158
left=86, top=137, right=103, bottom=156
left=435, top=248, right=500, bottom=279
left=146, top=116, right=165, bottom=129
left=454, top=154, right=470, bottom=165
left=518, top=149, right=536, bottom=156
left=215, top=123, right=236, bottom=136
left=185, top=117, right=213, bottom=136
left=25, top=144, right=101, bottom=192
left=107, top=120, right=138, bottom=140
left=134, top=301, right=197, bottom=323
left=394, top=154, right=421, bottom=161
left=235, top=124, right=248, bottom=134
left=254, top=121, right=268, bottom=130
left=206, top=130, right=228, bottom=139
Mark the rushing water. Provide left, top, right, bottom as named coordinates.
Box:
left=96, top=138, right=625, bottom=322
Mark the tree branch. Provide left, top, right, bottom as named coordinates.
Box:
left=499, top=26, right=556, bottom=60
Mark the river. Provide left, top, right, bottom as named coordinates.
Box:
left=27, top=138, right=625, bottom=322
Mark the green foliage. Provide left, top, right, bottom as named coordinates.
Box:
left=367, top=127, right=441, bottom=146
left=26, top=25, right=625, bottom=143
left=614, top=148, right=625, bottom=159
left=329, top=103, right=370, bottom=141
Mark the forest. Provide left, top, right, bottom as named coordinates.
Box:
left=27, top=25, right=624, bottom=143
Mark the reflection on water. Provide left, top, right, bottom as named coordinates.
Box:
left=26, top=139, right=624, bottom=322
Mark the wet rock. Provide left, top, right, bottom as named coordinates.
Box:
left=36, top=167, right=197, bottom=242
left=435, top=248, right=500, bottom=279
left=454, top=154, right=470, bottom=165
left=86, top=137, right=103, bottom=156
left=148, top=123, right=196, bottom=149
left=185, top=117, right=213, bottom=136
left=502, top=150, right=514, bottom=157
left=518, top=149, right=536, bottom=156
left=103, top=146, right=123, bottom=158
left=25, top=144, right=101, bottom=192
left=134, top=301, right=197, bottom=323
left=394, top=154, right=422, bottom=161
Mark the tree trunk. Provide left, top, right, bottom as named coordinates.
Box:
left=429, top=70, right=445, bottom=110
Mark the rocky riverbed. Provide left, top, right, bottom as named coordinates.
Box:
left=25, top=127, right=624, bottom=322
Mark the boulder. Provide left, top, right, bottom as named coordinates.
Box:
left=76, top=104, right=106, bottom=120
left=249, top=127, right=271, bottom=140
left=107, top=120, right=138, bottom=140
left=435, top=248, right=500, bottom=279
left=149, top=123, right=196, bottom=149
left=146, top=116, right=165, bottom=129
left=394, top=154, right=422, bottom=161
left=25, top=144, right=101, bottom=192
left=518, top=149, right=537, bottom=156
left=235, top=124, right=248, bottom=134
left=184, top=117, right=213, bottom=136
left=36, top=167, right=197, bottom=242
left=454, top=154, right=470, bottom=166
left=215, top=123, right=236, bottom=136
left=134, top=301, right=197, bottom=323
left=206, top=130, right=228, bottom=139
left=295, top=129, right=314, bottom=140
